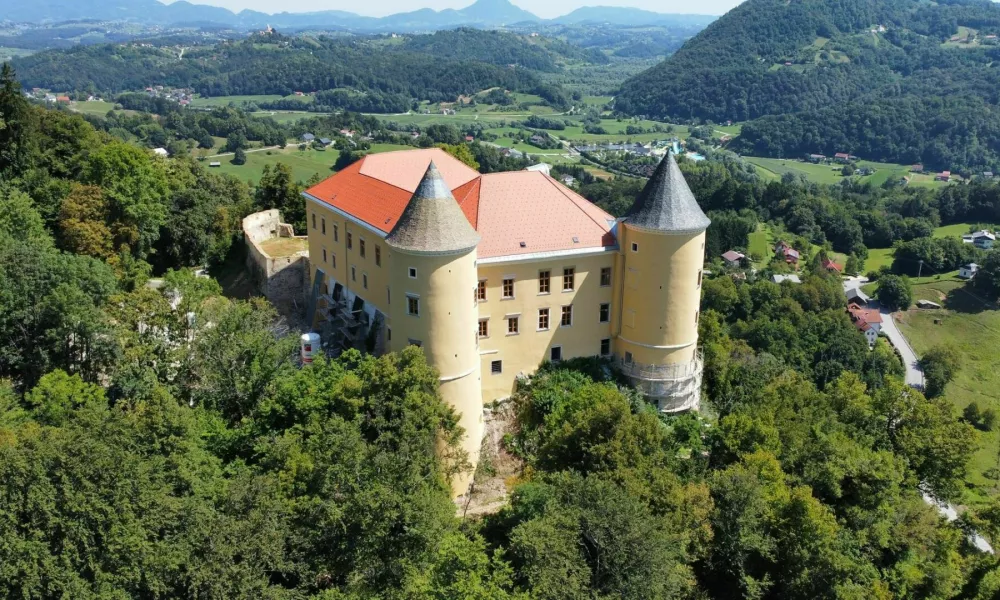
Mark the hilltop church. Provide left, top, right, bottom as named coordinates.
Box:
left=302, top=148, right=708, bottom=493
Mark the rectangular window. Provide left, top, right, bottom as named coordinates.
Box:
left=551, top=346, right=562, bottom=362
left=387, top=287, right=391, bottom=305
left=502, top=278, right=515, bottom=299
left=478, top=319, right=489, bottom=338
left=362, top=273, right=368, bottom=289
left=331, top=254, right=336, bottom=268
left=561, top=305, right=573, bottom=327
left=696, top=310, right=701, bottom=324
left=697, top=270, right=703, bottom=287
left=321, top=218, right=326, bottom=235
left=409, top=267, right=417, bottom=279
left=600, top=267, right=612, bottom=287
left=600, top=338, right=611, bottom=356
left=538, top=308, right=550, bottom=331
left=625, top=351, right=634, bottom=364
left=408, top=339, right=422, bottom=348
left=599, top=303, right=610, bottom=323
left=631, top=242, right=639, bottom=252
left=375, top=245, right=381, bottom=267
left=477, top=280, right=487, bottom=301
left=507, top=316, right=519, bottom=335
left=351, top=266, right=356, bottom=281
left=312, top=213, right=316, bottom=229
left=491, top=360, right=503, bottom=375
left=407, top=295, right=419, bottom=316
left=563, top=268, right=575, bottom=291
left=538, top=270, right=550, bottom=294
left=347, top=232, right=353, bottom=250
left=322, top=248, right=328, bottom=263
left=360, top=239, right=366, bottom=258
left=333, top=224, right=339, bottom=242
left=387, top=328, right=391, bottom=341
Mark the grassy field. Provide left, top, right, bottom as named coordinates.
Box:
left=866, top=247, right=894, bottom=272
left=895, top=276, right=1000, bottom=506
left=748, top=223, right=773, bottom=263
left=745, top=156, right=950, bottom=189
left=206, top=143, right=411, bottom=185
left=70, top=100, right=118, bottom=117
left=190, top=94, right=311, bottom=108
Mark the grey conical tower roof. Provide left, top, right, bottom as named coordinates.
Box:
left=385, top=161, right=480, bottom=255
left=624, top=153, right=710, bottom=234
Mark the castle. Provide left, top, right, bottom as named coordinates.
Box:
left=303, top=148, right=708, bottom=493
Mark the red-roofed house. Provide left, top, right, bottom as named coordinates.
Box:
left=56, top=96, right=71, bottom=103
left=834, top=152, right=851, bottom=163
left=937, top=171, right=951, bottom=182
left=822, top=257, right=842, bottom=273
left=847, top=302, right=882, bottom=346
left=774, top=241, right=800, bottom=265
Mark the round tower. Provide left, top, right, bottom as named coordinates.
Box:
left=616, top=153, right=710, bottom=412
left=386, top=162, right=483, bottom=496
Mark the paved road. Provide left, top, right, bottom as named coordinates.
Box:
left=842, top=276, right=924, bottom=389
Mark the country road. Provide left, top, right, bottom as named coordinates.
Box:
left=842, top=276, right=924, bottom=389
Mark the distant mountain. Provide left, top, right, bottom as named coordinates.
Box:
left=553, top=6, right=715, bottom=27
left=616, top=0, right=1000, bottom=171
left=0, top=0, right=714, bottom=31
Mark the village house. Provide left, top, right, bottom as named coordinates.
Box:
left=721, top=250, right=745, bottom=268
left=774, top=241, right=800, bottom=265
left=772, top=274, right=802, bottom=284
left=848, top=302, right=882, bottom=347
left=834, top=152, right=852, bottom=163
left=960, top=263, right=980, bottom=279
left=963, top=230, right=996, bottom=249
left=807, top=154, right=826, bottom=163
left=937, top=171, right=951, bottom=182
left=301, top=133, right=315, bottom=142
left=821, top=257, right=842, bottom=273
left=845, top=287, right=870, bottom=305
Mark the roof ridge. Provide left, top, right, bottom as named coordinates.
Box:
left=540, top=172, right=611, bottom=232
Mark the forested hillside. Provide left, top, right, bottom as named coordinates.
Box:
left=11, top=32, right=571, bottom=109
left=616, top=0, right=1000, bottom=171
left=399, top=28, right=609, bottom=71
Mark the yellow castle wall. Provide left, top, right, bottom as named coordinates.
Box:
left=475, top=252, right=616, bottom=403
left=306, top=201, right=393, bottom=324
left=615, top=224, right=705, bottom=366
left=387, top=248, right=482, bottom=494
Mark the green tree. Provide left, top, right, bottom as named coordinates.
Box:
left=875, top=274, right=912, bottom=312
left=232, top=147, right=247, bottom=165
left=255, top=163, right=304, bottom=231
left=0, top=63, right=33, bottom=179
left=921, top=344, right=961, bottom=398
left=84, top=140, right=170, bottom=259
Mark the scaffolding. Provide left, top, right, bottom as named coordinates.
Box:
left=307, top=272, right=383, bottom=358
left=615, top=351, right=704, bottom=413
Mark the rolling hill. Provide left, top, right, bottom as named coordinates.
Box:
left=0, top=0, right=713, bottom=31
left=615, top=0, right=1000, bottom=172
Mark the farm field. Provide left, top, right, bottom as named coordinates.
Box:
left=204, top=143, right=408, bottom=185
left=744, top=156, right=951, bottom=188
left=70, top=100, right=117, bottom=117
left=190, top=94, right=311, bottom=108
left=895, top=276, right=1000, bottom=506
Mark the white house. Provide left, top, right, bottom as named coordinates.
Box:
left=960, top=263, right=980, bottom=279
left=772, top=274, right=802, bottom=284
left=962, top=230, right=996, bottom=249
left=848, top=303, right=882, bottom=348
left=152, top=148, right=169, bottom=157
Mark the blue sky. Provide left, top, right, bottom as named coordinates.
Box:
left=161, top=0, right=740, bottom=18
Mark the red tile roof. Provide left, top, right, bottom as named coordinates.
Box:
left=822, top=258, right=842, bottom=272
left=847, top=303, right=882, bottom=332
left=305, top=148, right=615, bottom=259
